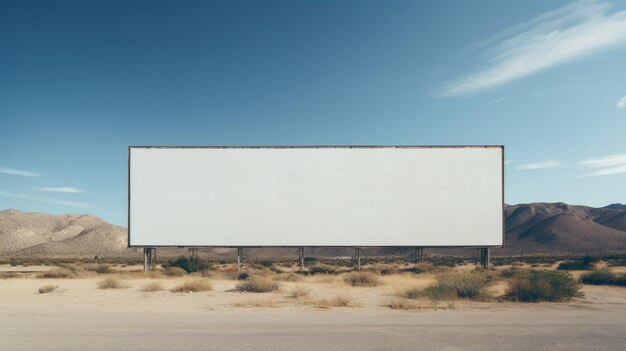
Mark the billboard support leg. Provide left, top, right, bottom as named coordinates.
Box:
left=355, top=248, right=361, bottom=271
left=479, top=248, right=490, bottom=268
left=188, top=248, right=198, bottom=257
left=144, top=248, right=156, bottom=272
left=298, top=247, right=304, bottom=271
left=414, top=247, right=424, bottom=270
left=237, top=248, right=243, bottom=272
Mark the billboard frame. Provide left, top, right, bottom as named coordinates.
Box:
left=128, top=145, right=504, bottom=249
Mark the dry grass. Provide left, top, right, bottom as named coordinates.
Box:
left=141, top=282, right=165, bottom=292
left=230, top=299, right=282, bottom=308
left=38, top=285, right=58, bottom=294
left=388, top=298, right=421, bottom=310
left=171, top=279, right=213, bottom=293
left=314, top=294, right=356, bottom=308
left=343, top=272, right=381, bottom=287
left=0, top=272, right=20, bottom=279
left=399, top=286, right=422, bottom=300
left=97, top=277, right=129, bottom=289
left=163, top=267, right=187, bottom=277
left=37, top=268, right=80, bottom=279
left=273, top=272, right=302, bottom=282
left=289, top=286, right=311, bottom=298
left=236, top=277, right=279, bottom=293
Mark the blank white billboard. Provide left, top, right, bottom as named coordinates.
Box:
left=128, top=146, right=503, bottom=247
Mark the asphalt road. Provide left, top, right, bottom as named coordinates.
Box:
left=2, top=304, right=625, bottom=350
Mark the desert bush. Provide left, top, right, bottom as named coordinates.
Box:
left=235, top=277, right=279, bottom=293
left=290, top=286, right=311, bottom=298
left=171, top=279, right=213, bottom=293
left=163, top=267, right=187, bottom=277
left=38, top=285, right=58, bottom=294
left=424, top=271, right=491, bottom=300
left=400, top=286, right=422, bottom=300
left=0, top=272, right=20, bottom=279
left=236, top=271, right=250, bottom=280
left=506, top=270, right=580, bottom=302
left=258, top=260, right=274, bottom=268
left=388, top=298, right=420, bottom=310
left=557, top=257, right=597, bottom=270
left=414, top=262, right=435, bottom=274
left=343, top=272, right=381, bottom=287
left=500, top=267, right=521, bottom=279
left=580, top=269, right=626, bottom=286
left=98, top=277, right=129, bottom=289
left=310, top=264, right=335, bottom=275
left=141, top=282, right=164, bottom=292
left=37, top=268, right=77, bottom=279
left=273, top=272, right=301, bottom=282
left=82, top=264, right=112, bottom=274
left=315, top=294, right=355, bottom=308
left=165, top=256, right=212, bottom=273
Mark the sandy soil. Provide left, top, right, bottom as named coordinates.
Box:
left=1, top=264, right=626, bottom=350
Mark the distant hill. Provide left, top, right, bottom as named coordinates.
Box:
left=604, top=203, right=626, bottom=212
left=1, top=203, right=626, bottom=258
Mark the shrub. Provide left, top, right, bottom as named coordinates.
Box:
left=424, top=271, right=491, bottom=300
left=388, top=298, right=420, bottom=310
left=236, top=271, right=250, bottom=280
left=0, top=272, right=20, bottom=279
left=506, top=270, right=580, bottom=302
left=236, top=277, right=279, bottom=293
left=400, top=286, right=422, bottom=300
left=141, top=282, right=164, bottom=292
left=258, top=260, right=273, bottom=267
left=414, top=262, right=435, bottom=274
left=315, top=294, right=355, bottom=308
left=310, top=265, right=334, bottom=275
left=38, top=285, right=58, bottom=294
left=37, top=269, right=76, bottom=279
left=343, top=272, right=381, bottom=287
left=580, top=269, right=626, bottom=286
left=171, top=279, right=213, bottom=293
left=557, top=257, right=597, bottom=270
left=163, top=267, right=187, bottom=277
left=290, top=286, right=311, bottom=298
left=98, top=277, right=129, bottom=289
left=165, top=256, right=212, bottom=273
left=273, top=273, right=301, bottom=282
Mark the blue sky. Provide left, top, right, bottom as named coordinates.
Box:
left=1, top=0, right=626, bottom=226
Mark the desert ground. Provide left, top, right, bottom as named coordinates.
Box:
left=1, top=259, right=626, bottom=350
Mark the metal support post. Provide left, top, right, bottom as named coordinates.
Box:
left=188, top=248, right=198, bottom=257
left=237, top=247, right=243, bottom=272
left=298, top=247, right=304, bottom=271
left=144, top=248, right=156, bottom=272
left=479, top=248, right=490, bottom=268
left=355, top=247, right=361, bottom=271
left=414, top=247, right=424, bottom=270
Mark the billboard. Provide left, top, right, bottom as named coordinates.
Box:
left=128, top=146, right=503, bottom=247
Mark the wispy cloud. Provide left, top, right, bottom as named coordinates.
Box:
left=617, top=95, right=626, bottom=108
left=0, top=167, right=40, bottom=177
left=517, top=160, right=561, bottom=170
left=439, top=1, right=626, bottom=97
left=37, top=187, right=84, bottom=194
left=0, top=190, right=95, bottom=208
left=487, top=97, right=512, bottom=104
left=579, top=153, right=626, bottom=176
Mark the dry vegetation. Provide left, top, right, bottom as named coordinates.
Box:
left=289, top=286, right=311, bottom=298
left=235, top=277, right=279, bottom=293
left=171, top=279, right=213, bottom=293
left=98, top=277, right=129, bottom=289
left=141, top=282, right=164, bottom=292
left=314, top=294, right=356, bottom=308
left=343, top=272, right=381, bottom=287
left=38, top=285, right=58, bottom=294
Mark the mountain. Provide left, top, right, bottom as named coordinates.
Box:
left=504, top=202, right=626, bottom=254
left=1, top=203, right=626, bottom=258
left=604, top=203, right=626, bottom=212
left=0, top=209, right=132, bottom=258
